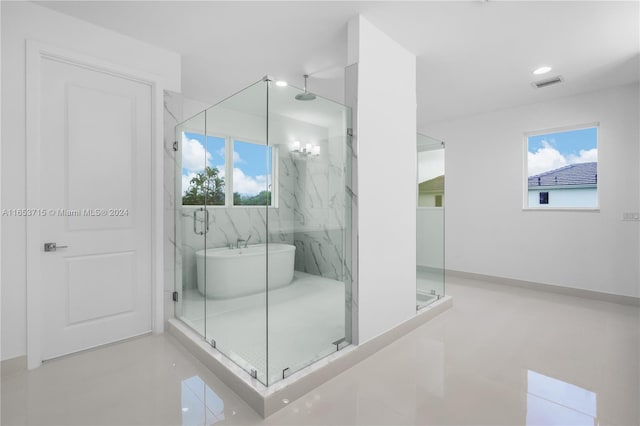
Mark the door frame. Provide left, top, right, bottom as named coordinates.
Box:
left=25, top=40, right=165, bottom=369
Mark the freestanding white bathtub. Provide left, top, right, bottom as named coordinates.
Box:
left=195, top=243, right=296, bottom=298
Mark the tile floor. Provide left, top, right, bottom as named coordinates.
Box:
left=2, top=274, right=639, bottom=425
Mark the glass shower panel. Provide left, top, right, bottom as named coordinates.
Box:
left=175, top=111, right=207, bottom=336
left=175, top=77, right=353, bottom=387
left=201, top=80, right=269, bottom=384
left=266, top=82, right=352, bottom=384
left=416, top=133, right=445, bottom=309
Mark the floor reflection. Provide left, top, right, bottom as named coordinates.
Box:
left=527, top=370, right=597, bottom=425
left=181, top=375, right=225, bottom=425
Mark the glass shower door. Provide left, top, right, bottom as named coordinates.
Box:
left=201, top=80, right=269, bottom=384
left=175, top=111, right=208, bottom=336
left=175, top=79, right=269, bottom=384
left=266, top=81, right=352, bottom=385
left=416, top=133, right=445, bottom=309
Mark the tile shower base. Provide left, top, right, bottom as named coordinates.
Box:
left=169, top=289, right=453, bottom=417
left=177, top=271, right=346, bottom=384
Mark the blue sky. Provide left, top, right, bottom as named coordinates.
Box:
left=181, top=132, right=271, bottom=196
left=527, top=127, right=598, bottom=176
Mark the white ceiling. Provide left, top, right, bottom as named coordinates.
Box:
left=37, top=1, right=640, bottom=130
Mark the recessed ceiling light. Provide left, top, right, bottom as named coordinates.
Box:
left=275, top=80, right=288, bottom=87
left=533, top=66, right=552, bottom=75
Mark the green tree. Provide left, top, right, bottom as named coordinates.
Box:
left=182, top=166, right=225, bottom=205
left=234, top=190, right=272, bottom=206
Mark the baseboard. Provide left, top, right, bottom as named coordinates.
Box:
left=1, top=355, right=27, bottom=378
left=446, top=269, right=640, bottom=306
left=168, top=295, right=453, bottom=418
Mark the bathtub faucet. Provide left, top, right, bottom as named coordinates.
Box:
left=236, top=235, right=251, bottom=249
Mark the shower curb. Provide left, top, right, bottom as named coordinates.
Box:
left=167, top=295, right=453, bottom=417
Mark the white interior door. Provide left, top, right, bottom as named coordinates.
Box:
left=36, top=55, right=152, bottom=361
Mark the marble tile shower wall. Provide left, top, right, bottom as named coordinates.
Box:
left=165, top=90, right=351, bottom=292
left=292, top=133, right=349, bottom=282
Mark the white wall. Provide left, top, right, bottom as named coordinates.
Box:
left=426, top=83, right=640, bottom=297
left=348, top=16, right=417, bottom=343
left=1, top=2, right=181, bottom=361
left=0, top=0, right=3, bottom=375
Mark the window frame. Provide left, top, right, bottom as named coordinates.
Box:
left=522, top=122, right=600, bottom=212
left=180, top=130, right=278, bottom=208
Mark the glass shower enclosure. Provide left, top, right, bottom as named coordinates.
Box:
left=416, top=133, right=445, bottom=309
left=174, top=77, right=352, bottom=386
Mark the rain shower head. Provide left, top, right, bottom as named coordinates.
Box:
left=295, top=74, right=316, bottom=101
left=295, top=92, right=317, bottom=101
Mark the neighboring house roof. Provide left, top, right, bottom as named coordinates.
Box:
left=419, top=175, right=444, bottom=193
left=528, top=162, right=597, bottom=188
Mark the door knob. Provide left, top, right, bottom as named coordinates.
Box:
left=44, top=242, right=68, bottom=252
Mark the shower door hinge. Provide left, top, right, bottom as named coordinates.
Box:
left=172, top=291, right=178, bottom=302
left=347, top=128, right=353, bottom=137
left=209, top=339, right=216, bottom=349
left=282, top=367, right=290, bottom=380
left=172, top=141, right=178, bottom=151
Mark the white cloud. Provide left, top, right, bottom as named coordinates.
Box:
left=233, top=150, right=244, bottom=164
left=528, top=141, right=597, bottom=176
left=233, top=168, right=269, bottom=195
left=568, top=148, right=598, bottom=164
left=181, top=134, right=211, bottom=172
left=182, top=172, right=197, bottom=195
left=528, top=141, right=567, bottom=176
left=215, top=164, right=225, bottom=179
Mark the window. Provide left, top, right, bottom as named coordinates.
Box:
left=232, top=140, right=273, bottom=206
left=181, top=133, right=225, bottom=206
left=525, top=125, right=598, bottom=209
left=539, top=192, right=549, bottom=205
left=181, top=132, right=275, bottom=207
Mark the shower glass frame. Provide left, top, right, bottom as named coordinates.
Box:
left=174, top=77, right=352, bottom=386
left=416, top=133, right=445, bottom=309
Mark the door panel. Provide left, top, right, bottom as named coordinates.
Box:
left=66, top=252, right=136, bottom=325
left=38, top=56, right=152, bottom=360
left=66, top=84, right=135, bottom=231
